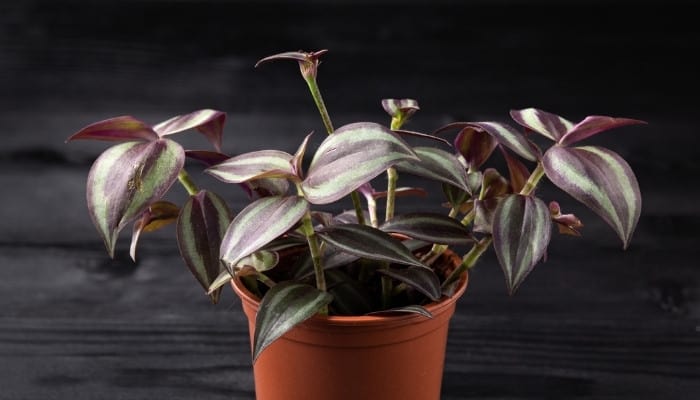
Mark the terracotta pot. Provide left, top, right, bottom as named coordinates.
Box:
left=231, top=251, right=468, bottom=400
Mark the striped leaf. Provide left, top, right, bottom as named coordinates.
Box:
left=395, top=146, right=470, bottom=191
left=380, top=212, right=473, bottom=245
left=559, top=115, right=647, bottom=146
left=176, top=190, right=232, bottom=303
left=377, top=266, right=441, bottom=301
left=510, top=108, right=575, bottom=142
left=253, top=282, right=333, bottom=362
left=291, top=132, right=313, bottom=178
left=206, top=150, right=296, bottom=183
left=492, top=194, right=552, bottom=295
left=86, top=139, right=185, bottom=257
left=317, top=224, right=424, bottom=268
left=367, top=305, right=432, bottom=318
left=130, top=201, right=180, bottom=261
left=381, top=98, right=420, bottom=119
left=67, top=116, right=158, bottom=142
left=301, top=122, right=418, bottom=204
left=153, top=109, right=226, bottom=152
left=542, top=145, right=641, bottom=248
left=220, top=196, right=309, bottom=270
left=466, top=122, right=539, bottom=162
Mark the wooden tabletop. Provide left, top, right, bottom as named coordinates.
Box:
left=1, top=1, right=699, bottom=399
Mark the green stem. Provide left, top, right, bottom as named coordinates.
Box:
left=519, top=162, right=545, bottom=196
left=385, top=167, right=399, bottom=221
left=304, top=74, right=365, bottom=225
left=384, top=116, right=404, bottom=222
left=443, top=236, right=493, bottom=288
left=299, top=210, right=326, bottom=293
left=178, top=169, right=199, bottom=196
left=305, top=76, right=334, bottom=135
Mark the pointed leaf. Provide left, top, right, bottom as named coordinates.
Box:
left=130, top=201, right=180, bottom=261
left=500, top=145, right=530, bottom=193
left=393, top=129, right=451, bottom=146
left=481, top=168, right=510, bottom=199
left=542, top=145, right=641, bottom=248
left=67, top=116, right=158, bottom=142
left=176, top=190, right=232, bottom=303
left=153, top=109, right=226, bottom=152
left=255, top=49, right=328, bottom=67
left=377, top=266, right=442, bottom=301
left=301, top=122, right=418, bottom=204
left=87, top=139, right=185, bottom=257
left=466, top=122, right=539, bottom=162
left=317, top=224, right=424, bottom=267
left=473, top=198, right=500, bottom=234
left=453, top=125, right=498, bottom=169
left=549, top=201, right=584, bottom=236
left=291, top=132, right=313, bottom=179
left=510, top=108, right=574, bottom=142
left=382, top=98, right=420, bottom=119
left=253, top=282, right=333, bottom=362
left=380, top=212, right=473, bottom=245
left=559, top=116, right=647, bottom=146
left=220, top=196, right=309, bottom=269
left=395, top=146, right=470, bottom=191
left=492, top=194, right=552, bottom=295
left=206, top=150, right=296, bottom=183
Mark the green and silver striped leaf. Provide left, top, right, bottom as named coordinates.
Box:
left=510, top=108, right=575, bottom=142
left=380, top=212, right=473, bottom=245
left=492, top=194, right=552, bottom=295
left=86, top=139, right=185, bottom=257
left=317, top=223, right=424, bottom=268
left=467, top=122, right=539, bottom=162
left=153, top=109, right=226, bottom=152
left=395, top=146, right=470, bottom=191
left=220, top=196, right=309, bottom=270
left=206, top=150, right=296, bottom=183
left=301, top=122, right=418, bottom=204
left=253, top=282, right=333, bottom=362
left=542, top=145, right=641, bottom=248
left=176, top=190, right=232, bottom=303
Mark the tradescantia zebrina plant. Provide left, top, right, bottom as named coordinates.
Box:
left=68, top=49, right=645, bottom=361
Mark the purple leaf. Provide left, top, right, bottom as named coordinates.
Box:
left=301, top=122, right=418, bottom=204
left=393, top=129, right=452, bottom=146
left=500, top=145, right=530, bottom=193
left=466, top=122, right=539, bottom=162
left=381, top=98, right=420, bottom=119
left=130, top=201, right=180, bottom=261
left=86, top=139, right=185, bottom=257
left=380, top=212, right=473, bottom=245
left=176, top=190, right=232, bottom=303
left=153, top=109, right=226, bottom=152
left=549, top=201, right=584, bottom=236
left=291, top=132, right=313, bottom=179
left=67, top=116, right=159, bottom=143
left=542, top=146, right=641, bottom=248
left=453, top=125, right=498, bottom=169
left=492, top=194, right=552, bottom=295
left=510, top=108, right=574, bottom=142
left=220, top=196, right=309, bottom=270
left=377, top=266, right=441, bottom=301
left=185, top=150, right=231, bottom=167
left=558, top=116, right=647, bottom=146
left=317, top=224, right=425, bottom=268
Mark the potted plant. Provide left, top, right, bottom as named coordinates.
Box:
left=67, top=49, right=645, bottom=400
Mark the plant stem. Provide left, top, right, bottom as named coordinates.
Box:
left=519, top=162, right=545, bottom=196
left=304, top=74, right=366, bottom=225
left=304, top=76, right=334, bottom=135
left=442, top=236, right=493, bottom=288
left=384, top=167, right=398, bottom=221
left=299, top=210, right=327, bottom=293
left=177, top=169, right=199, bottom=196
left=384, top=116, right=404, bottom=222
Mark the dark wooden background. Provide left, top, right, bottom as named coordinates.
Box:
left=1, top=0, right=699, bottom=398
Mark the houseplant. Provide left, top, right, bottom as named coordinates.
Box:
left=68, top=49, right=645, bottom=399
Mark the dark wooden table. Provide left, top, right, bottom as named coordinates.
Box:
left=2, top=1, right=699, bottom=399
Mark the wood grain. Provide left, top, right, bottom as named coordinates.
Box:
left=1, top=0, right=699, bottom=398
